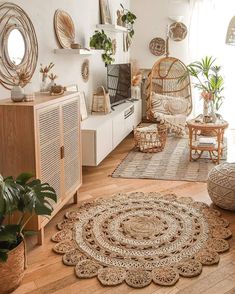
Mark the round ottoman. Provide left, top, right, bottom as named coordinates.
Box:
left=207, top=163, right=235, bottom=211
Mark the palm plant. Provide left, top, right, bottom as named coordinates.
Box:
left=0, top=173, right=57, bottom=262
left=183, top=56, right=224, bottom=111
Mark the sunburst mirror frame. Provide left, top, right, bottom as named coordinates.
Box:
left=0, top=2, right=38, bottom=90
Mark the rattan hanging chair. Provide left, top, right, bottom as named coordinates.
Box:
left=146, top=56, right=192, bottom=134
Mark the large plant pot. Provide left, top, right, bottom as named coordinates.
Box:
left=0, top=241, right=25, bottom=294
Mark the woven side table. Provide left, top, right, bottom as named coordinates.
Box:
left=134, top=123, right=167, bottom=153
left=207, top=163, right=235, bottom=211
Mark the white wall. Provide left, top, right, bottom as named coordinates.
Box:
left=130, top=0, right=191, bottom=69
left=0, top=0, right=129, bottom=110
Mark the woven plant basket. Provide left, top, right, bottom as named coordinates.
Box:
left=0, top=241, right=26, bottom=294
left=134, top=124, right=167, bottom=153
left=92, top=86, right=111, bottom=114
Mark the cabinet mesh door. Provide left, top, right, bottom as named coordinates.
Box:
left=62, top=99, right=80, bottom=193
left=38, top=105, right=62, bottom=204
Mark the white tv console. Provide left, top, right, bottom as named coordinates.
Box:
left=81, top=99, right=142, bottom=166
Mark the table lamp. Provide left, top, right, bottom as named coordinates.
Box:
left=226, top=16, right=235, bottom=45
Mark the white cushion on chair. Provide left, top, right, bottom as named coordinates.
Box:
left=151, top=93, right=189, bottom=115
left=151, top=93, right=188, bottom=134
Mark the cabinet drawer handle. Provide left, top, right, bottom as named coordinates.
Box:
left=60, top=146, right=65, bottom=159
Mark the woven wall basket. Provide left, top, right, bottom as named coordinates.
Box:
left=0, top=241, right=25, bottom=294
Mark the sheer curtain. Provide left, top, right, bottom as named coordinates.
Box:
left=189, top=0, right=235, bottom=128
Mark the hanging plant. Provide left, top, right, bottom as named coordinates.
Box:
left=120, top=4, right=137, bottom=38
left=90, top=30, right=114, bottom=65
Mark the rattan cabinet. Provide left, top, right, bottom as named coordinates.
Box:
left=0, top=92, right=82, bottom=244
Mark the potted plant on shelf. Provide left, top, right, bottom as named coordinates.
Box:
left=0, top=173, right=57, bottom=294
left=184, top=56, right=224, bottom=122
left=90, top=30, right=114, bottom=65
left=120, top=4, right=137, bottom=38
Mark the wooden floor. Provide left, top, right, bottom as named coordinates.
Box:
left=13, top=133, right=235, bottom=294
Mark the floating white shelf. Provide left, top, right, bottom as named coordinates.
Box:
left=54, top=48, right=92, bottom=55
left=96, top=24, right=127, bottom=33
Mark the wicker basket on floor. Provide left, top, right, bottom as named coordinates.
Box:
left=0, top=241, right=25, bottom=294
left=134, top=123, right=167, bottom=153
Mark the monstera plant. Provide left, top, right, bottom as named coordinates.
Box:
left=0, top=173, right=57, bottom=293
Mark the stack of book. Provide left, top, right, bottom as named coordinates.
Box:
left=198, top=137, right=216, bottom=147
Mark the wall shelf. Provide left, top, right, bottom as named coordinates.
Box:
left=96, top=24, right=127, bottom=33
left=54, top=48, right=92, bottom=55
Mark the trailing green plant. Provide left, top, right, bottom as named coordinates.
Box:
left=90, top=30, right=114, bottom=65
left=0, top=173, right=57, bottom=262
left=183, top=56, right=224, bottom=111
left=120, top=4, right=137, bottom=38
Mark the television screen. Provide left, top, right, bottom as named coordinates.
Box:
left=107, top=63, right=131, bottom=106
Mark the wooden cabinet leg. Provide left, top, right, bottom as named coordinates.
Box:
left=38, top=227, right=44, bottom=245
left=73, top=191, right=79, bottom=204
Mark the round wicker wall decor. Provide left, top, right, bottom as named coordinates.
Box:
left=0, top=2, right=38, bottom=89
left=52, top=192, right=232, bottom=288
left=54, top=9, right=75, bottom=48
left=169, top=22, right=188, bottom=41
left=149, top=38, right=166, bottom=56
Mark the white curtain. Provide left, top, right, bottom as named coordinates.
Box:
left=189, top=0, right=235, bottom=128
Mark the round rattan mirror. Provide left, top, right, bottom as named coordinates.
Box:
left=0, top=3, right=38, bottom=89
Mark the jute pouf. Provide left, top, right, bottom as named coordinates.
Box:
left=52, top=192, right=232, bottom=289
left=207, top=163, right=235, bottom=211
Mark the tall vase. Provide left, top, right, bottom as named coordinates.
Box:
left=40, top=73, right=48, bottom=92
left=203, top=99, right=209, bottom=122
left=209, top=101, right=217, bottom=123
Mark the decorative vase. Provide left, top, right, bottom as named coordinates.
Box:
left=203, top=99, right=209, bottom=118
left=131, top=85, right=141, bottom=100
left=40, top=73, right=48, bottom=92
left=40, top=80, right=48, bottom=92
left=203, top=99, right=216, bottom=123
left=209, top=101, right=217, bottom=123
left=47, top=80, right=55, bottom=92
left=0, top=241, right=25, bottom=294
left=11, top=85, right=25, bottom=102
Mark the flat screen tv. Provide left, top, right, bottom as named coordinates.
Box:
left=107, top=63, right=131, bottom=106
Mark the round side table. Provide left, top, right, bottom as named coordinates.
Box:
left=187, top=119, right=228, bottom=164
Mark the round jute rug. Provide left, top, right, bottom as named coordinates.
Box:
left=52, top=192, right=232, bottom=288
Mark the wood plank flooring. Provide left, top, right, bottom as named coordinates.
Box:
left=13, top=133, right=235, bottom=294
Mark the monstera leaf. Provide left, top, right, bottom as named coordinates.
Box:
left=0, top=173, right=57, bottom=262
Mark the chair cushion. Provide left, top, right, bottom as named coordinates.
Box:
left=151, top=93, right=189, bottom=116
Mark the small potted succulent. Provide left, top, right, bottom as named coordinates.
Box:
left=0, top=173, right=57, bottom=294
left=90, top=30, right=114, bottom=65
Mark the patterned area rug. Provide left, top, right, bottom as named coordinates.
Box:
left=52, top=192, right=232, bottom=288
left=112, top=137, right=227, bottom=182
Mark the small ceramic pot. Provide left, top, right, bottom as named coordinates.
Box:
left=11, top=85, right=24, bottom=102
